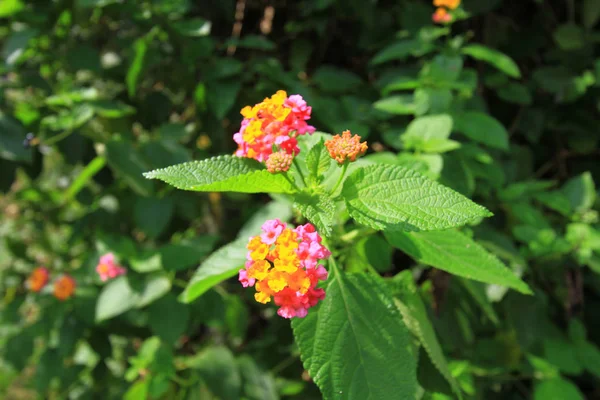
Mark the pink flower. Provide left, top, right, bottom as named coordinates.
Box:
left=260, top=219, right=286, bottom=244
left=238, top=269, right=255, bottom=287
left=96, top=253, right=126, bottom=282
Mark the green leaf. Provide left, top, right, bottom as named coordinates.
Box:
left=554, top=24, right=585, bottom=51
left=143, top=155, right=295, bottom=194
left=402, top=114, right=459, bottom=153
left=0, top=0, right=23, bottom=17
left=561, top=171, right=596, bottom=213
left=292, top=268, right=417, bottom=400
left=312, top=65, right=363, bottom=93
left=458, top=278, right=500, bottom=325
left=583, top=0, right=600, bottom=29
left=180, top=238, right=248, bottom=303
left=237, top=356, right=278, bottom=400
left=172, top=18, right=211, bottom=36
left=41, top=104, right=95, bottom=131
left=342, top=164, right=491, bottom=232
left=127, top=36, right=149, bottom=97
left=305, top=139, right=333, bottom=183
left=136, top=276, right=171, bottom=308
left=91, top=100, right=136, bottom=118
left=148, top=293, right=189, bottom=345
left=385, top=230, right=532, bottom=294
left=0, top=112, right=31, bottom=162
left=293, top=192, right=336, bottom=237
left=106, top=140, right=154, bottom=196
left=160, top=235, right=219, bottom=272
left=462, top=44, right=521, bottom=78
left=187, top=347, right=242, bottom=400
left=534, top=378, right=585, bottom=400
left=124, top=381, right=149, bottom=400
left=453, top=111, right=509, bottom=150
left=373, top=95, right=417, bottom=115
left=134, top=196, right=174, bottom=238
left=370, top=39, right=434, bottom=65
left=497, top=82, right=533, bottom=105
left=404, top=114, right=454, bottom=141
left=63, top=156, right=106, bottom=202
left=391, top=271, right=461, bottom=398
left=96, top=277, right=138, bottom=322
left=206, top=80, right=242, bottom=119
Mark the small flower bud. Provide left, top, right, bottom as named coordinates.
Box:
left=266, top=151, right=293, bottom=173
left=324, top=130, right=368, bottom=164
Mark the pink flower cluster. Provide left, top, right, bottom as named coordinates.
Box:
left=233, top=91, right=316, bottom=162
left=96, top=253, right=126, bottom=282
left=238, top=219, right=331, bottom=319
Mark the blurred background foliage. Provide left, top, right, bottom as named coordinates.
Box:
left=1, top=0, right=600, bottom=399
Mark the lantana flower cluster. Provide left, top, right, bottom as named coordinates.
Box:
left=27, top=266, right=76, bottom=301
left=238, top=219, right=331, bottom=319
left=432, top=0, right=460, bottom=23
left=96, top=253, right=126, bottom=282
left=233, top=90, right=315, bottom=162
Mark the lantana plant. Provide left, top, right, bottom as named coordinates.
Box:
left=144, top=90, right=530, bottom=399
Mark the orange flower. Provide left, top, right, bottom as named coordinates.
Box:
left=434, top=0, right=460, bottom=10
left=28, top=267, right=49, bottom=292
left=432, top=7, right=452, bottom=23
left=54, top=275, right=76, bottom=301
left=324, top=130, right=368, bottom=164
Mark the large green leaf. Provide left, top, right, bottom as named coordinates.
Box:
left=148, top=293, right=189, bottom=345
left=561, top=171, right=596, bottom=213
left=385, top=230, right=532, bottom=294
left=179, top=238, right=248, bottom=303
left=95, top=277, right=138, bottom=322
left=342, top=164, right=491, bottom=232
left=106, top=140, right=154, bottom=196
left=462, top=44, right=521, bottom=78
left=391, top=271, right=462, bottom=398
left=144, top=155, right=295, bottom=194
left=186, top=347, right=242, bottom=400
left=533, top=378, right=585, bottom=400
left=292, top=267, right=417, bottom=400
left=453, top=111, right=509, bottom=150
left=293, top=192, right=336, bottom=237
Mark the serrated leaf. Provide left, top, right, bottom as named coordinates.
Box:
left=462, top=44, right=521, bottom=78
left=385, top=230, right=531, bottom=294
left=305, top=139, right=333, bottom=182
left=453, top=111, right=509, bottom=150
left=143, top=155, right=295, bottom=194
left=342, top=164, right=491, bottom=232
left=292, top=268, right=417, bottom=400
left=391, top=271, right=462, bottom=398
left=179, top=238, right=248, bottom=303
left=293, top=192, right=336, bottom=237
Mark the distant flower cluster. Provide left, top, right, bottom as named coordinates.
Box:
left=26, top=253, right=126, bottom=301
left=238, top=220, right=330, bottom=319
left=432, top=0, right=460, bottom=23
left=325, top=130, right=368, bottom=164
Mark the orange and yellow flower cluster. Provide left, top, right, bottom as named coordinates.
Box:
left=26, top=267, right=76, bottom=300
left=234, top=90, right=315, bottom=162
left=432, top=0, right=460, bottom=23
left=238, top=219, right=330, bottom=318
left=325, top=130, right=368, bottom=164
left=27, top=267, right=49, bottom=292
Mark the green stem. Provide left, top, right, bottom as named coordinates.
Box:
left=292, top=158, right=307, bottom=187
left=43, top=128, right=74, bottom=146
left=330, top=162, right=349, bottom=195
